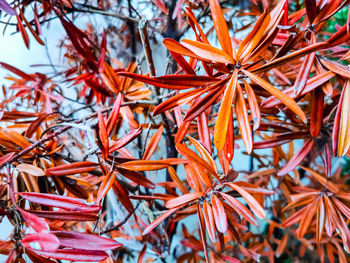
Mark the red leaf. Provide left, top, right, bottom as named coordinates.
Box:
left=165, top=192, right=204, bottom=209
left=21, top=233, right=60, bottom=251
left=28, top=248, right=109, bottom=262
left=17, top=208, right=50, bottom=233
left=277, top=139, right=314, bottom=176
left=0, top=62, right=35, bottom=81
left=53, top=231, right=121, bottom=250
left=143, top=207, right=179, bottom=235
left=45, top=161, right=99, bottom=176
left=211, top=194, right=228, bottom=233
left=305, top=0, right=317, bottom=23
left=109, top=127, right=142, bottom=152
left=17, top=192, right=101, bottom=213
left=143, top=125, right=164, bottom=160
left=106, top=93, right=122, bottom=136
left=98, top=110, right=109, bottom=160
left=16, top=15, right=29, bottom=49
left=208, top=0, right=233, bottom=56
left=151, top=0, right=168, bottom=14
left=118, top=72, right=219, bottom=89
left=0, top=152, right=15, bottom=167
left=26, top=210, right=98, bottom=221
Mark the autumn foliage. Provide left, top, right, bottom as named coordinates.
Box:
left=0, top=0, right=350, bottom=262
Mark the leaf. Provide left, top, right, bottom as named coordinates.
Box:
left=226, top=183, right=265, bottom=219
left=237, top=10, right=270, bottom=60
left=151, top=0, right=168, bottom=14
left=277, top=139, right=314, bottom=176
left=168, top=166, right=189, bottom=194
left=208, top=0, right=233, bottom=56
left=165, top=192, right=204, bottom=209
left=106, top=93, right=122, bottom=136
left=143, top=125, right=164, bottom=160
left=96, top=171, right=115, bottom=203
left=293, top=51, right=316, bottom=95
left=181, top=39, right=234, bottom=64
left=116, top=167, right=156, bottom=188
left=163, top=38, right=209, bottom=61
left=17, top=192, right=101, bottom=213
left=117, top=159, right=186, bottom=171
left=28, top=248, right=109, bottom=262
left=187, top=136, right=217, bottom=173
left=53, top=231, right=121, bottom=250
left=320, top=59, right=350, bottom=79
left=253, top=42, right=327, bottom=73
left=0, top=152, right=15, bottom=166
left=17, top=208, right=50, bottom=233
left=197, top=204, right=209, bottom=262
left=21, top=233, right=60, bottom=252
left=211, top=194, right=228, bottom=233
left=26, top=210, right=98, bottom=221
left=261, top=71, right=335, bottom=108
left=244, top=80, right=260, bottom=130
left=235, top=82, right=253, bottom=154
left=241, top=69, right=307, bottom=123
left=153, top=89, right=205, bottom=116
left=305, top=0, right=317, bottom=23
left=326, top=23, right=350, bottom=47
left=98, top=110, right=109, bottom=160
left=45, top=161, right=99, bottom=176
left=17, top=163, right=45, bottom=177
left=143, top=207, right=179, bottom=235
left=338, top=80, right=350, bottom=156
left=176, top=143, right=219, bottom=181
left=214, top=71, right=237, bottom=150
left=16, top=15, right=29, bottom=49
left=183, top=80, right=227, bottom=121
left=310, top=87, right=324, bottom=137
left=0, top=0, right=16, bottom=15
left=109, top=127, right=142, bottom=152
left=202, top=200, right=217, bottom=242
left=300, top=166, right=339, bottom=193
left=137, top=245, right=147, bottom=263
left=19, top=9, right=44, bottom=45
left=118, top=72, right=219, bottom=89
left=0, top=62, right=35, bottom=81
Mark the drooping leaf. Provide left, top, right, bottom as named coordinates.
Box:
left=17, top=192, right=101, bottom=213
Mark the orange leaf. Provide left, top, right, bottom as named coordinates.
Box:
left=235, top=82, right=253, bottom=154
left=211, top=194, right=228, bottom=233
left=181, top=39, right=234, bottom=64
left=243, top=80, right=260, bottom=130
left=176, top=143, right=219, bottom=181
left=45, top=161, right=99, bottom=176
left=165, top=192, right=204, bottom=209
left=143, top=125, right=164, bottom=160
left=98, top=110, right=109, bottom=160
left=16, top=15, right=29, bottom=49
left=117, top=159, right=187, bottom=171
left=214, top=71, right=237, bottom=150
left=220, top=192, right=258, bottom=226
left=203, top=200, right=217, bottom=242
left=96, top=171, right=116, bottom=203
left=106, top=93, right=122, bottom=136
left=241, top=69, right=307, bottom=123
left=237, top=10, right=270, bottom=60
left=208, top=0, right=233, bottom=56
left=226, top=183, right=265, bottom=219
left=337, top=80, right=350, bottom=156
left=17, top=163, right=45, bottom=177
left=143, top=207, right=179, bottom=235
